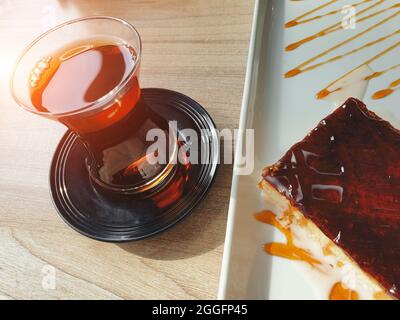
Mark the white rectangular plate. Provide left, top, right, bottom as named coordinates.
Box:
left=219, top=0, right=399, bottom=299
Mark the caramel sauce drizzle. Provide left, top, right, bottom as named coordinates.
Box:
left=374, top=291, right=392, bottom=300
left=316, top=40, right=400, bottom=99
left=372, top=78, right=400, bottom=99
left=285, top=12, right=399, bottom=77
left=329, top=282, right=359, bottom=300
left=255, top=209, right=321, bottom=267
left=364, top=63, right=400, bottom=80
left=286, top=0, right=373, bottom=28
left=285, top=0, right=389, bottom=51
left=255, top=202, right=391, bottom=299
left=285, top=0, right=399, bottom=100
left=286, top=0, right=340, bottom=28
left=255, top=210, right=366, bottom=299
left=322, top=243, right=334, bottom=256
left=285, top=29, right=400, bottom=78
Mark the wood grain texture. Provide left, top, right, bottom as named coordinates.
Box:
left=0, top=0, right=254, bottom=299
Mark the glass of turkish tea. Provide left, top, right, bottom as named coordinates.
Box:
left=11, top=16, right=177, bottom=195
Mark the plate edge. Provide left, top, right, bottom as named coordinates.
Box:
left=217, top=0, right=267, bottom=300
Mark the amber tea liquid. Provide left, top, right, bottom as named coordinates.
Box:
left=30, top=38, right=141, bottom=134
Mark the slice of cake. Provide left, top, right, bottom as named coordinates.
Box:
left=261, top=98, right=399, bottom=299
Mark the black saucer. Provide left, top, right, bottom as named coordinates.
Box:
left=50, top=88, right=219, bottom=242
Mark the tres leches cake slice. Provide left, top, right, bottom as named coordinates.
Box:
left=261, top=98, right=399, bottom=299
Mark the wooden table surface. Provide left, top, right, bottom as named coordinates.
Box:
left=0, top=0, right=254, bottom=299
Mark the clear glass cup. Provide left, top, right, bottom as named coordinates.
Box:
left=11, top=16, right=176, bottom=195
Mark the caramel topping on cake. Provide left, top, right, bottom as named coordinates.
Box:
left=263, top=98, right=400, bottom=299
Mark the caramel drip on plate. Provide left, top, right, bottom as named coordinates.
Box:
left=317, top=41, right=400, bottom=99
left=373, top=291, right=391, bottom=300
left=285, top=11, right=400, bottom=77
left=285, top=29, right=400, bottom=78
left=255, top=209, right=321, bottom=266
left=285, top=0, right=387, bottom=51
left=372, top=88, right=397, bottom=99
left=364, top=64, right=400, bottom=80
left=286, top=0, right=373, bottom=28
left=389, top=78, right=400, bottom=87
left=322, top=243, right=334, bottom=256
left=285, top=0, right=399, bottom=101
left=285, top=0, right=340, bottom=28
left=372, top=78, right=400, bottom=99
left=329, top=282, right=359, bottom=300
left=255, top=210, right=366, bottom=299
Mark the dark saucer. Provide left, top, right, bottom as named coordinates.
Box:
left=50, top=88, right=219, bottom=242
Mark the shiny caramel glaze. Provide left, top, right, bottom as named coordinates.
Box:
left=329, top=282, right=359, bottom=300
left=263, top=98, right=399, bottom=299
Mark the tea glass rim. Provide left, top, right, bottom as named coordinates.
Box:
left=10, top=15, right=142, bottom=118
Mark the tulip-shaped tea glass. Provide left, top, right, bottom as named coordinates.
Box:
left=11, top=17, right=218, bottom=241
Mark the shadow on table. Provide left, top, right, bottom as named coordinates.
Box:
left=117, top=163, right=232, bottom=261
